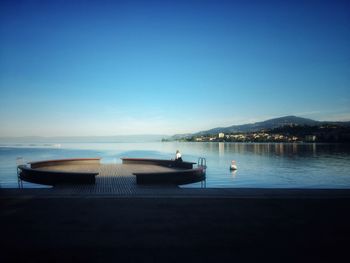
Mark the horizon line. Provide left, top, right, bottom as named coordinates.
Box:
left=1, top=115, right=349, bottom=138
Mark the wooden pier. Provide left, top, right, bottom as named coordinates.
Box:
left=17, top=158, right=206, bottom=195
left=37, top=163, right=190, bottom=196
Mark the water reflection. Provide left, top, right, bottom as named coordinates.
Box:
left=217, top=142, right=324, bottom=158
left=219, top=142, right=225, bottom=156
left=231, top=169, right=237, bottom=178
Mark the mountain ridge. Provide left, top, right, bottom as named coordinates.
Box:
left=172, top=116, right=350, bottom=138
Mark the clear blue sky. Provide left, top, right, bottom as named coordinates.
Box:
left=1, top=0, right=349, bottom=136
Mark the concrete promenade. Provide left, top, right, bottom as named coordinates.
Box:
left=2, top=164, right=350, bottom=262
left=1, top=187, right=350, bottom=262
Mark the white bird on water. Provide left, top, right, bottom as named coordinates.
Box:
left=230, top=160, right=237, bottom=170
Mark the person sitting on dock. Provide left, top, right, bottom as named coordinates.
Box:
left=175, top=150, right=183, bottom=164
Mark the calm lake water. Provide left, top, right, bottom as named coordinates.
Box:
left=1, top=142, right=350, bottom=188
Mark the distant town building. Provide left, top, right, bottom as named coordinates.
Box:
left=218, top=133, right=225, bottom=138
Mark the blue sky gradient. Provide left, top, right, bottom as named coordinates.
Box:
left=1, top=0, right=350, bottom=136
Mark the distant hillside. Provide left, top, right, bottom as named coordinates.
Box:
left=195, top=116, right=320, bottom=135
left=173, top=116, right=350, bottom=138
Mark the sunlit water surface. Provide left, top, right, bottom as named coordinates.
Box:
left=1, top=142, right=350, bottom=188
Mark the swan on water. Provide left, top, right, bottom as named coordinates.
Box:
left=230, top=160, right=237, bottom=170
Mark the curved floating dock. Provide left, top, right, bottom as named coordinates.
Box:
left=17, top=157, right=206, bottom=187
left=121, top=158, right=206, bottom=185
left=18, top=158, right=100, bottom=185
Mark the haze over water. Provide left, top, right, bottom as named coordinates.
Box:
left=1, top=141, right=349, bottom=189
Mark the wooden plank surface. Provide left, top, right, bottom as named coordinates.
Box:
left=52, top=164, right=180, bottom=195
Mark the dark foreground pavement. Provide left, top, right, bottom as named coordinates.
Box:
left=1, top=193, right=350, bottom=262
